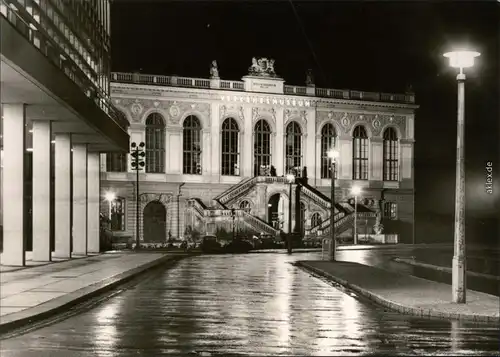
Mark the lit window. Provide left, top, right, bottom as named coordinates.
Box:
left=145, top=113, right=165, bottom=173
left=352, top=125, right=368, bottom=180
left=320, top=123, right=337, bottom=179
left=285, top=121, right=302, bottom=174
left=383, top=202, right=397, bottom=219
left=253, top=119, right=272, bottom=176
left=183, top=115, right=202, bottom=175
left=383, top=128, right=399, bottom=181
left=221, top=118, right=240, bottom=176
left=110, top=197, right=125, bottom=231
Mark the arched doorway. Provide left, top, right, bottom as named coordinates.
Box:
left=143, top=201, right=166, bottom=243
left=268, top=194, right=281, bottom=229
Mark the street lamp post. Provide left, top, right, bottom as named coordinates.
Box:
left=351, top=186, right=361, bottom=245
left=327, top=149, right=339, bottom=261
left=130, top=142, right=145, bottom=251
left=231, top=208, right=236, bottom=242
left=286, top=173, right=295, bottom=254
left=443, top=49, right=480, bottom=304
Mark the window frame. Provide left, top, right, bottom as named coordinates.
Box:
left=352, top=125, right=369, bottom=180
left=183, top=115, right=202, bottom=175
left=145, top=113, right=166, bottom=173
left=221, top=117, right=240, bottom=176
left=109, top=196, right=126, bottom=231
left=383, top=127, right=399, bottom=181
left=320, top=123, right=338, bottom=179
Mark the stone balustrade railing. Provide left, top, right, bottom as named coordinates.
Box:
left=242, top=211, right=280, bottom=236
left=111, top=72, right=415, bottom=104
left=301, top=185, right=331, bottom=209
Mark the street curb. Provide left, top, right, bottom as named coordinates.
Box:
left=0, top=254, right=184, bottom=335
left=295, top=261, right=500, bottom=324
left=393, top=257, right=500, bottom=281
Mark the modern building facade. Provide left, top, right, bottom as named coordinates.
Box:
left=1, top=0, right=129, bottom=266
left=103, top=58, right=417, bottom=245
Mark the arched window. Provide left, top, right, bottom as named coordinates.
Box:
left=383, top=127, right=399, bottom=181
left=145, top=113, right=165, bottom=173
left=254, top=120, right=272, bottom=176
left=285, top=121, right=302, bottom=174
left=106, top=152, right=127, bottom=172
left=311, top=212, right=322, bottom=227
left=183, top=115, right=202, bottom=175
left=352, top=125, right=368, bottom=180
left=221, top=118, right=240, bottom=176
left=239, top=200, right=251, bottom=213
left=320, top=123, right=337, bottom=179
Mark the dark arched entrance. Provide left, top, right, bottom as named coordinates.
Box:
left=268, top=193, right=281, bottom=229
left=143, top=201, right=166, bottom=243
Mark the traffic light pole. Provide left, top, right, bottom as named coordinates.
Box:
left=131, top=142, right=145, bottom=251
left=135, top=146, right=140, bottom=251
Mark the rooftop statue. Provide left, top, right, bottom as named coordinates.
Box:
left=248, top=57, right=277, bottom=77
left=305, top=69, right=314, bottom=86
left=210, top=60, right=219, bottom=79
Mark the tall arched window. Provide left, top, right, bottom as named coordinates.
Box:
left=383, top=127, right=399, bottom=181
left=320, top=123, right=337, bottom=179
left=254, top=119, right=272, bottom=176
left=352, top=125, right=368, bottom=180
left=311, top=212, right=322, bottom=227
left=145, top=113, right=165, bottom=173
left=221, top=118, right=240, bottom=176
left=285, top=121, right=302, bottom=174
left=183, top=115, right=202, bottom=175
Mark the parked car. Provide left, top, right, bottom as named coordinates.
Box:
left=200, top=235, right=223, bottom=253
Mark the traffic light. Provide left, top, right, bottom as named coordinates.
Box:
left=131, top=141, right=145, bottom=170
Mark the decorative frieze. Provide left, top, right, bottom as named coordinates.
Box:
left=220, top=94, right=312, bottom=108
left=252, top=106, right=277, bottom=125
left=316, top=111, right=407, bottom=138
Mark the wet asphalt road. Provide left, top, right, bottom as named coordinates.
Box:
left=1, top=250, right=499, bottom=356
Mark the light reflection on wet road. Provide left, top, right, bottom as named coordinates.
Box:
left=1, top=250, right=499, bottom=356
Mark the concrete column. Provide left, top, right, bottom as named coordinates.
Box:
left=1, top=104, right=26, bottom=266
left=54, top=133, right=72, bottom=258
left=87, top=152, right=100, bottom=253
left=32, top=121, right=52, bottom=261
left=72, top=144, right=88, bottom=255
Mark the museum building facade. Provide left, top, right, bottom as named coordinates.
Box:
left=101, top=58, right=418, bottom=244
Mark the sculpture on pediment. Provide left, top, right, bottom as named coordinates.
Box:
left=248, top=57, right=277, bottom=77
left=305, top=69, right=314, bottom=86
left=210, top=60, right=219, bottom=79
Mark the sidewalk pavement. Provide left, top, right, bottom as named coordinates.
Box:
left=0, top=252, right=185, bottom=334
left=296, top=260, right=500, bottom=323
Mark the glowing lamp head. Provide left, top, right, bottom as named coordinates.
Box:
left=443, top=50, right=480, bottom=69
left=286, top=174, right=295, bottom=183
left=104, top=191, right=116, bottom=202
left=327, top=149, right=339, bottom=160
left=351, top=186, right=362, bottom=196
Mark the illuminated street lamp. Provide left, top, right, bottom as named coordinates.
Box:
left=286, top=173, right=295, bottom=254
left=327, top=149, right=339, bottom=261
left=104, top=191, right=116, bottom=203
left=351, top=186, right=362, bottom=245
left=443, top=49, right=480, bottom=304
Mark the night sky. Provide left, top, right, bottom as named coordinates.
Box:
left=111, top=1, right=499, bottom=245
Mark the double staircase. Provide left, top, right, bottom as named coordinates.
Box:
left=187, top=176, right=377, bottom=239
